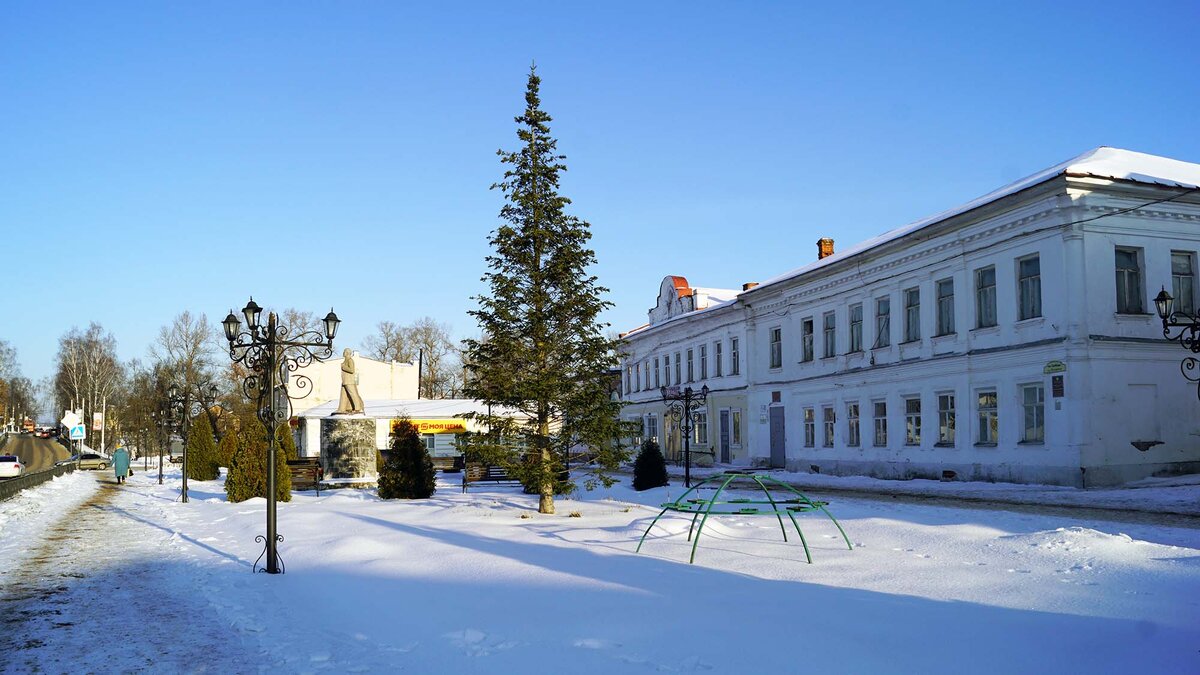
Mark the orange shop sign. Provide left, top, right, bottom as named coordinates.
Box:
left=394, top=419, right=469, bottom=434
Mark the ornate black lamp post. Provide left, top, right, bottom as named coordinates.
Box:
left=222, top=297, right=340, bottom=574
left=661, top=384, right=709, bottom=488
left=165, top=382, right=219, bottom=503
left=1155, top=287, right=1200, bottom=399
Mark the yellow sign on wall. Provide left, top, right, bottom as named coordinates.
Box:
left=393, top=418, right=469, bottom=434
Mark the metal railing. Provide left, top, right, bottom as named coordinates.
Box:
left=0, top=463, right=77, bottom=502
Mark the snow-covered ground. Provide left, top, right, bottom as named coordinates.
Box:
left=2, top=467, right=1198, bottom=673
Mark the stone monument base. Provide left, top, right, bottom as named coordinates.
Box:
left=321, top=416, right=377, bottom=485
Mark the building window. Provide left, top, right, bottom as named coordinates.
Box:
left=822, top=406, right=835, bottom=447
left=674, top=352, right=682, bottom=384
left=633, top=364, right=640, bottom=392
left=624, top=365, right=631, bottom=394
left=846, top=402, right=860, bottom=447
left=1115, top=248, right=1143, bottom=313
left=904, top=397, right=921, bottom=445
left=936, top=278, right=954, bottom=336
left=699, top=344, right=708, bottom=380
left=695, top=411, right=709, bottom=445
left=904, top=287, right=920, bottom=342
left=731, top=409, right=742, bottom=446
left=849, top=303, right=863, bottom=352
left=423, top=434, right=436, bottom=452
left=801, top=319, right=814, bottom=362
left=663, top=354, right=671, bottom=387
left=874, top=297, right=891, bottom=348
left=643, top=362, right=650, bottom=390
left=823, top=312, right=836, bottom=358
left=1018, top=255, right=1042, bottom=320
left=769, top=328, right=782, bottom=369
left=714, top=341, right=724, bottom=377
left=873, top=401, right=887, bottom=447
left=1022, top=384, right=1045, bottom=443
left=975, top=266, right=997, bottom=328
left=803, top=408, right=815, bottom=447
left=731, top=338, right=740, bottom=375
left=977, top=391, right=998, bottom=444
left=1172, top=251, right=1195, bottom=316
left=937, top=393, right=955, bottom=445
left=645, top=414, right=659, bottom=443
left=653, top=357, right=660, bottom=388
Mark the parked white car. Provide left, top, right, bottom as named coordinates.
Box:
left=0, top=455, right=24, bottom=479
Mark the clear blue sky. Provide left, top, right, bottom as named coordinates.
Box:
left=3, top=1, right=1199, bottom=388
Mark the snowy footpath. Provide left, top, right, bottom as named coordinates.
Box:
left=1, top=467, right=1199, bottom=674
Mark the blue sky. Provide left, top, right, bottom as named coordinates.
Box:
left=2, top=1, right=1199, bottom=387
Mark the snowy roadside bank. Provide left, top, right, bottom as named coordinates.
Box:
left=0, top=470, right=99, bottom=568
left=661, top=465, right=1200, bottom=518
left=5, top=467, right=1200, bottom=673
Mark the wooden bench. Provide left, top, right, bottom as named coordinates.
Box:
left=462, top=464, right=523, bottom=493
left=287, top=459, right=324, bottom=494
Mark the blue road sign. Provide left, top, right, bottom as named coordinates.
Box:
left=69, top=424, right=87, bottom=440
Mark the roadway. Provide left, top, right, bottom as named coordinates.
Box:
left=4, top=434, right=72, bottom=472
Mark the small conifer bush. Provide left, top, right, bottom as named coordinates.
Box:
left=377, top=418, right=436, bottom=499
left=632, top=439, right=669, bottom=491
left=185, top=415, right=220, bottom=481
left=225, top=418, right=292, bottom=503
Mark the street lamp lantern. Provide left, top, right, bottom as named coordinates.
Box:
left=242, top=297, right=263, bottom=331
left=222, top=310, right=241, bottom=342
left=1157, top=285, right=1200, bottom=401
left=225, top=297, right=338, bottom=574
left=1155, top=286, right=1174, bottom=320
left=323, top=309, right=341, bottom=340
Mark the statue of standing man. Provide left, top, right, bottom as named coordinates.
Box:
left=335, top=348, right=365, bottom=415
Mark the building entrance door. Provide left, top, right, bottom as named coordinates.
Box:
left=769, top=406, right=786, bottom=468
left=719, top=410, right=731, bottom=464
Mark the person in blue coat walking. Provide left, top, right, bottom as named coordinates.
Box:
left=113, top=447, right=131, bottom=484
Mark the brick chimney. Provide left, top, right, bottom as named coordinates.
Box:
left=817, top=238, right=835, bottom=260
left=742, top=282, right=759, bottom=291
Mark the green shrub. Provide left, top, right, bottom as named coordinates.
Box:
left=185, top=415, right=220, bottom=481
left=216, top=431, right=237, bottom=470
left=225, top=418, right=292, bottom=503
left=377, top=418, right=436, bottom=499
left=632, top=439, right=668, bottom=491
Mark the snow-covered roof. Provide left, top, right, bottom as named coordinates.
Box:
left=692, top=287, right=740, bottom=303
left=746, top=147, right=1200, bottom=295
left=298, top=398, right=524, bottom=420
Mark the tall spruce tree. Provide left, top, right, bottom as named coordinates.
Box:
left=463, top=66, right=627, bottom=514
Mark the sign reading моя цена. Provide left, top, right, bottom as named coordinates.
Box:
left=392, top=419, right=469, bottom=434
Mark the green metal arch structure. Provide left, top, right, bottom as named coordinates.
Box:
left=635, top=470, right=853, bottom=564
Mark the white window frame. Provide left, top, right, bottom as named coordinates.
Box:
left=875, top=297, right=891, bottom=348
left=936, top=278, right=954, bottom=336
left=937, top=392, right=955, bottom=445
left=846, top=402, right=860, bottom=447
left=849, top=303, right=863, bottom=352
left=904, top=396, right=921, bottom=446
left=803, top=407, right=815, bottom=447
left=1018, top=255, right=1042, bottom=320
left=873, top=400, right=887, bottom=447
left=1021, top=384, right=1045, bottom=443
left=1115, top=247, right=1143, bottom=314
left=769, top=327, right=782, bottom=369
left=801, top=318, right=814, bottom=362
left=977, top=390, right=998, bottom=445
left=975, top=266, right=997, bottom=328
left=1172, top=251, right=1196, bottom=316
left=904, top=287, right=920, bottom=343
left=822, top=406, right=835, bottom=447
left=731, top=338, right=740, bottom=375
left=823, top=311, right=836, bottom=358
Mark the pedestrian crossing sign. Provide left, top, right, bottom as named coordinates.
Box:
left=69, top=424, right=87, bottom=440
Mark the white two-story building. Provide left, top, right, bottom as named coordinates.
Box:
left=619, top=147, right=1200, bottom=486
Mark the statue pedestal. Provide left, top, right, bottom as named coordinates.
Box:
left=320, top=417, right=377, bottom=485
